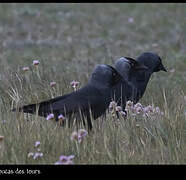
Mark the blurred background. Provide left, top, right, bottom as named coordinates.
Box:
left=0, top=3, right=185, bottom=105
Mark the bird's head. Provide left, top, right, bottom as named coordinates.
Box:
left=136, top=52, right=167, bottom=73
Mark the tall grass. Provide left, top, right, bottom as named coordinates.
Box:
left=0, top=3, right=186, bottom=164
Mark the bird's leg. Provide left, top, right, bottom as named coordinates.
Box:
left=81, top=116, right=86, bottom=128
left=68, top=114, right=72, bottom=128
left=121, top=103, right=127, bottom=119
left=58, top=117, right=66, bottom=127
left=116, top=111, right=120, bottom=119
left=86, top=115, right=92, bottom=132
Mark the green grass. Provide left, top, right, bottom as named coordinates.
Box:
left=0, top=3, right=186, bottom=164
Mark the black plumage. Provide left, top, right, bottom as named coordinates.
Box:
left=112, top=52, right=167, bottom=112
left=12, top=64, right=122, bottom=130
left=112, top=57, right=148, bottom=111
left=129, top=52, right=167, bottom=103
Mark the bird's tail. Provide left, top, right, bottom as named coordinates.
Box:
left=12, top=103, right=37, bottom=114
left=11, top=94, right=71, bottom=117
left=11, top=99, right=56, bottom=117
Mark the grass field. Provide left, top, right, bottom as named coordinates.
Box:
left=0, top=3, right=186, bottom=164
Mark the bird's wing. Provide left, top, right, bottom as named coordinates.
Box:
left=51, top=85, right=107, bottom=118
left=15, top=85, right=108, bottom=120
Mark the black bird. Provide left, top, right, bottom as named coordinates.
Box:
left=12, top=64, right=122, bottom=131
left=113, top=52, right=167, bottom=111
left=112, top=57, right=148, bottom=112
left=130, top=52, right=167, bottom=103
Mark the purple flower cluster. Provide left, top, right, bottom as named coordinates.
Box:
left=46, top=113, right=54, bottom=121
left=22, top=66, right=30, bottom=72
left=70, top=129, right=88, bottom=143
left=50, top=81, right=57, bottom=87
left=55, top=155, right=75, bottom=165
left=125, top=101, right=164, bottom=117
left=58, top=114, right=65, bottom=120
left=22, top=60, right=40, bottom=72
left=70, top=80, right=80, bottom=91
left=58, top=114, right=66, bottom=125
left=128, top=17, right=134, bottom=23
left=46, top=113, right=66, bottom=125
left=27, top=141, right=43, bottom=160
left=33, top=60, right=40, bottom=66
left=109, top=100, right=163, bottom=118
left=109, top=101, right=127, bottom=117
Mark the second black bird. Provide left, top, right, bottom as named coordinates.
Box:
left=12, top=64, right=122, bottom=130
left=112, top=57, right=148, bottom=112
left=113, top=52, right=167, bottom=112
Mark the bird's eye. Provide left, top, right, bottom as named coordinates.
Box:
left=112, top=72, right=116, bottom=77
left=129, top=61, right=135, bottom=67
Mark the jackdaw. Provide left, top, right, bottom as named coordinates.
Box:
left=129, top=52, right=167, bottom=103
left=113, top=52, right=167, bottom=112
left=12, top=64, right=122, bottom=130
left=111, top=57, right=148, bottom=112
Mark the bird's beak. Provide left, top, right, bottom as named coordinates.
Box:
left=158, top=57, right=167, bottom=72
left=159, top=63, right=167, bottom=72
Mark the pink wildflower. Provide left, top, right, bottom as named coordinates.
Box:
left=34, top=141, right=41, bottom=148
left=33, top=60, right=40, bottom=66
left=134, top=103, right=143, bottom=108
left=78, top=129, right=88, bottom=138
left=70, top=80, right=80, bottom=90
left=143, top=105, right=153, bottom=114
left=128, top=17, right=134, bottom=23
left=27, top=152, right=34, bottom=158
left=58, top=114, right=65, bottom=120
left=59, top=155, right=68, bottom=163
left=115, top=106, right=122, bottom=112
left=58, top=114, right=66, bottom=125
left=33, top=152, right=43, bottom=160
left=46, top=113, right=54, bottom=121
left=155, top=107, right=160, bottom=114
left=135, top=106, right=143, bottom=114
left=109, top=101, right=117, bottom=111
left=50, top=81, right=56, bottom=87
left=126, top=100, right=133, bottom=108
left=70, top=131, right=79, bottom=141
left=120, top=111, right=127, bottom=117
left=70, top=129, right=88, bottom=143
left=55, top=155, right=75, bottom=165
left=22, top=66, right=30, bottom=72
